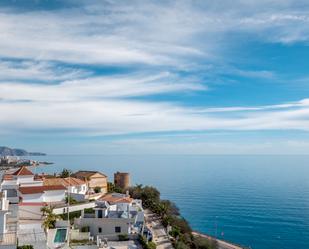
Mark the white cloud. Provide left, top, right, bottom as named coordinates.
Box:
left=0, top=60, right=90, bottom=82
left=0, top=72, right=206, bottom=101
left=1, top=76, right=309, bottom=135
left=1, top=0, right=308, bottom=69
left=1, top=0, right=309, bottom=154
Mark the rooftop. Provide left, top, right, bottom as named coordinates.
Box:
left=72, top=170, right=107, bottom=178
left=12, top=166, right=34, bottom=176
left=99, top=193, right=133, bottom=204
left=19, top=185, right=66, bottom=194
left=43, top=177, right=85, bottom=187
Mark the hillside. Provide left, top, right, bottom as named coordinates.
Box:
left=0, top=146, right=46, bottom=156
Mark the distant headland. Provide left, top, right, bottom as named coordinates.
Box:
left=0, top=146, right=46, bottom=156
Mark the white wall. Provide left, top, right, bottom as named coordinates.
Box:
left=1, top=181, right=18, bottom=190
left=43, top=190, right=65, bottom=202
left=70, top=184, right=87, bottom=195
left=21, top=193, right=44, bottom=203
left=53, top=202, right=95, bottom=215
left=75, top=217, right=134, bottom=238
left=16, top=175, right=34, bottom=184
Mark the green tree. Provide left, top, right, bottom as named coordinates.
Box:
left=60, top=168, right=72, bottom=178
left=41, top=206, right=59, bottom=232
left=65, top=196, right=78, bottom=205
left=175, top=241, right=190, bottom=249
left=107, top=182, right=123, bottom=193
left=169, top=217, right=192, bottom=234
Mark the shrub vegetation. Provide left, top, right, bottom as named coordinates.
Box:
left=127, top=185, right=218, bottom=249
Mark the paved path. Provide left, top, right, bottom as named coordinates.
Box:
left=144, top=210, right=174, bottom=249
left=192, top=232, right=247, bottom=249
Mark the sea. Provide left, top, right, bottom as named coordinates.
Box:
left=27, top=154, right=309, bottom=249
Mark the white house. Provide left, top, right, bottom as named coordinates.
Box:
left=0, top=166, right=43, bottom=203
left=0, top=190, right=16, bottom=248
left=43, top=177, right=87, bottom=201
left=74, top=193, right=145, bottom=240
left=18, top=185, right=66, bottom=204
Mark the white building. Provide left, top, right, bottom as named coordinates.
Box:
left=74, top=193, right=144, bottom=241
left=0, top=166, right=43, bottom=203
left=19, top=185, right=66, bottom=204
left=0, top=190, right=16, bottom=248
left=43, top=177, right=87, bottom=201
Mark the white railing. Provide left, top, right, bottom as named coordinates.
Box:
left=53, top=201, right=96, bottom=215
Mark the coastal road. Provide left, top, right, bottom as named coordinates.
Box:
left=144, top=209, right=174, bottom=249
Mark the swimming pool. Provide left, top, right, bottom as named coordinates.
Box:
left=54, top=228, right=67, bottom=243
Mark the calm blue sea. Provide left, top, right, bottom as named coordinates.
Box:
left=29, top=155, right=309, bottom=249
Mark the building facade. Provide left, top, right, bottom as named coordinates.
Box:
left=72, top=171, right=108, bottom=195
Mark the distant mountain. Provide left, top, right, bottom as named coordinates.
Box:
left=0, top=146, right=46, bottom=156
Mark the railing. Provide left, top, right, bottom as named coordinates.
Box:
left=53, top=201, right=96, bottom=215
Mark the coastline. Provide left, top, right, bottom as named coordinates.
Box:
left=192, top=232, right=249, bottom=249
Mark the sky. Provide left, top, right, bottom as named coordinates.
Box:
left=1, top=0, right=309, bottom=154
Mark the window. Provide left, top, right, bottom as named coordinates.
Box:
left=115, top=226, right=121, bottom=233
left=98, top=210, right=103, bottom=218
left=98, top=227, right=102, bottom=233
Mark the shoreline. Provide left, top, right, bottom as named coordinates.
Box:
left=192, top=231, right=249, bottom=249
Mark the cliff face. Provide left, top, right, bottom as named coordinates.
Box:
left=0, top=146, right=46, bottom=156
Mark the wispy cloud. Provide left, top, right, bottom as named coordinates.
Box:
left=1, top=0, right=309, bottom=68
left=0, top=59, right=90, bottom=82
left=1, top=0, right=309, bottom=154
left=0, top=72, right=206, bottom=102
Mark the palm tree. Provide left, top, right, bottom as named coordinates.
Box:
left=41, top=206, right=59, bottom=233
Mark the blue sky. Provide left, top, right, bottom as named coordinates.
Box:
left=1, top=0, right=309, bottom=154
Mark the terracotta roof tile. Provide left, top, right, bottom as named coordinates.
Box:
left=43, top=177, right=85, bottom=187
left=12, top=166, right=33, bottom=176
left=99, top=193, right=133, bottom=204
left=19, top=185, right=66, bottom=194
left=72, top=171, right=107, bottom=178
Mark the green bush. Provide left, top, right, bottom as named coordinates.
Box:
left=65, top=196, right=78, bottom=205
left=169, top=226, right=181, bottom=238
left=192, top=236, right=218, bottom=249
left=169, top=217, right=192, bottom=234
left=84, top=208, right=95, bottom=214
left=81, top=226, right=90, bottom=232
left=17, top=245, right=34, bottom=249
left=148, top=241, right=156, bottom=249
left=70, top=239, right=90, bottom=244
left=59, top=210, right=81, bottom=222
left=118, top=234, right=129, bottom=241
left=138, top=235, right=157, bottom=249
left=175, top=241, right=190, bottom=249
